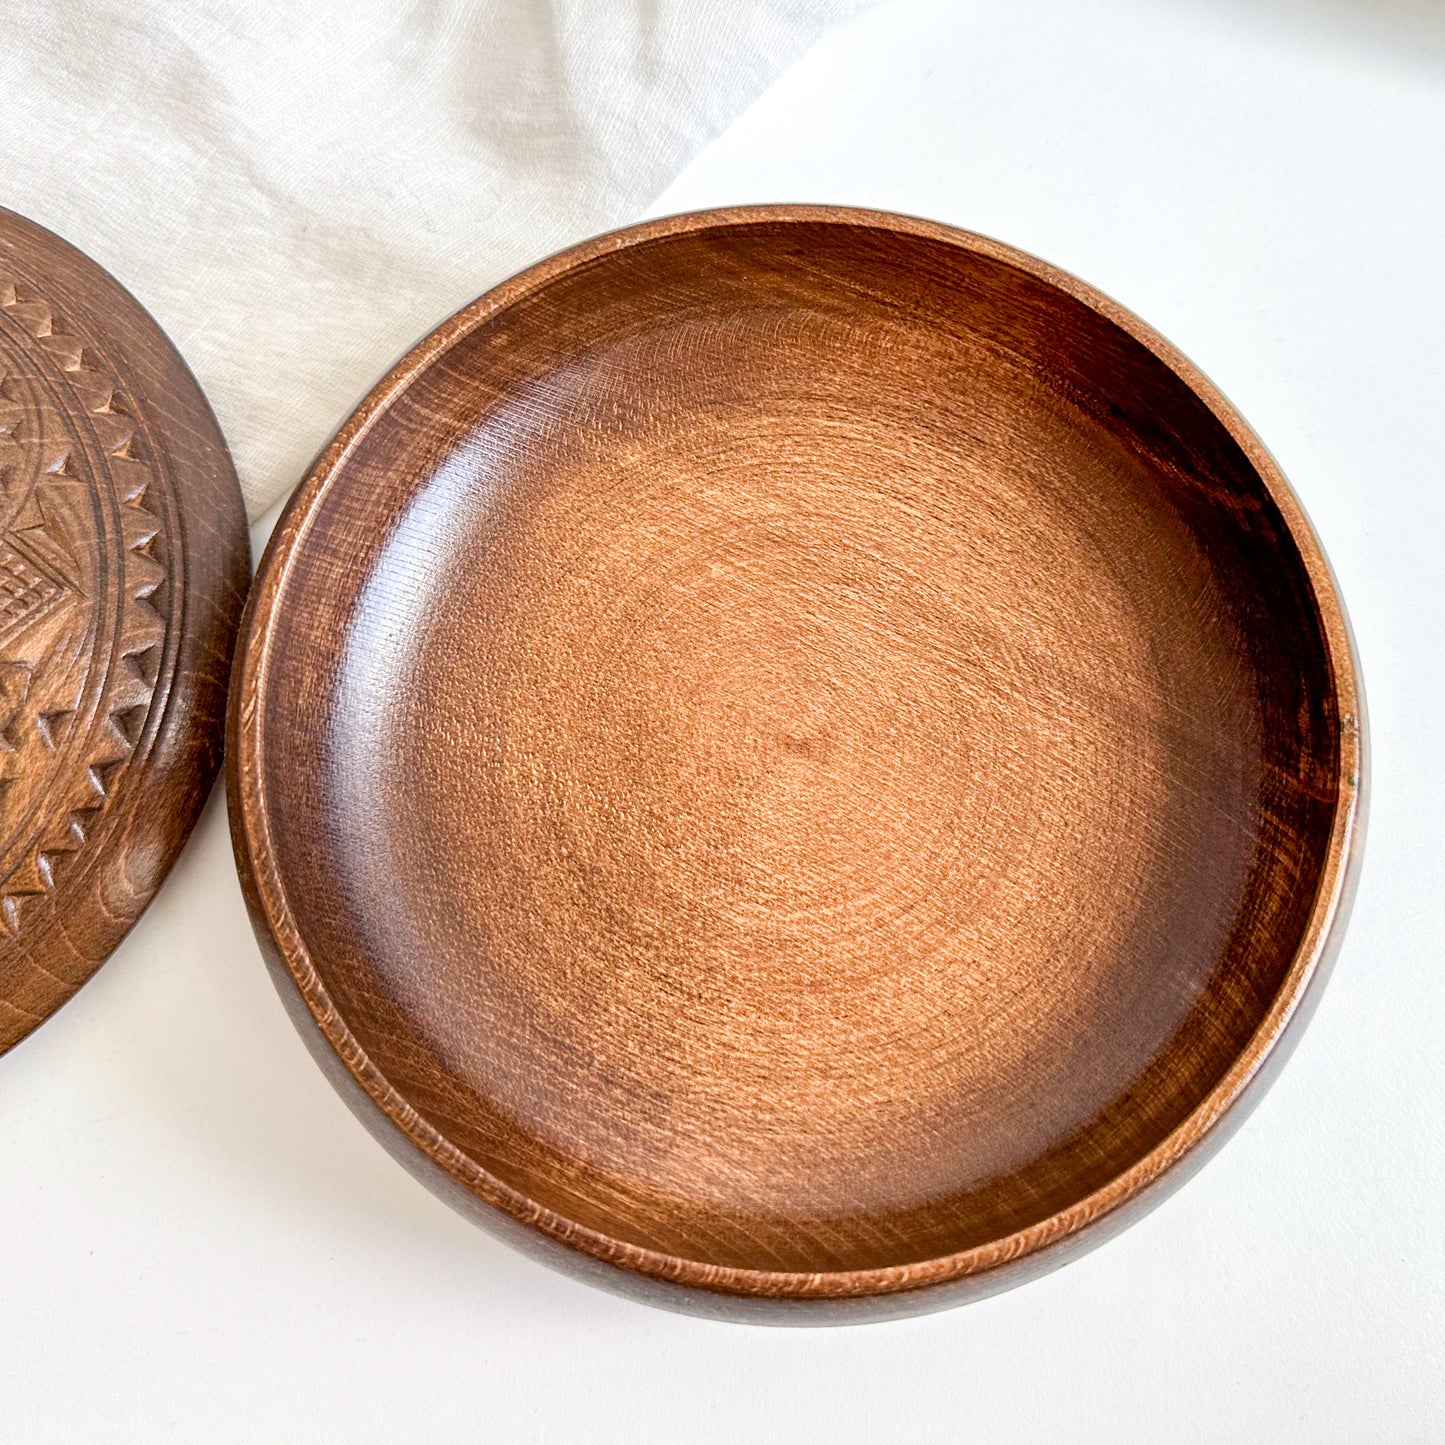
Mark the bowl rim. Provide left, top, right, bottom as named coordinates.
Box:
left=228, top=204, right=1366, bottom=1308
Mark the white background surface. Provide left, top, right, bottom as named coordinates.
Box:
left=3, top=1, right=1443, bottom=1439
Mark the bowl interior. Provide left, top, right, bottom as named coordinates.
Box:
left=255, top=219, right=1342, bottom=1275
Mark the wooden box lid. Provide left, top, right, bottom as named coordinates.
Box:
left=0, top=208, right=248, bottom=1055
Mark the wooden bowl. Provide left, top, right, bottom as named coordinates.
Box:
left=229, top=207, right=1364, bottom=1321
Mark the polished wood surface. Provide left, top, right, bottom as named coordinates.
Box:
left=0, top=208, right=249, bottom=1055
left=230, top=207, right=1363, bottom=1320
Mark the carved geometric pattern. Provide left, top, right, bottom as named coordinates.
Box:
left=0, top=535, right=67, bottom=645
left=0, top=268, right=171, bottom=936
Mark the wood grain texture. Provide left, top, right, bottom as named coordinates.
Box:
left=229, top=207, right=1364, bottom=1321
left=0, top=208, right=249, bottom=1056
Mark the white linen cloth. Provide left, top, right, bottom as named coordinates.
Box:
left=1, top=0, right=866, bottom=516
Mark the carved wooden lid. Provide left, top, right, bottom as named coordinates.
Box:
left=0, top=208, right=248, bottom=1054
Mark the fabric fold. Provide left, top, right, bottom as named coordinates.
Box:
left=2, top=0, right=868, bottom=515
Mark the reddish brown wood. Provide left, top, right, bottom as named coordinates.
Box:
left=0, top=208, right=249, bottom=1056
left=229, top=207, right=1364, bottom=1320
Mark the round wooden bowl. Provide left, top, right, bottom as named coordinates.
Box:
left=229, top=207, right=1364, bottom=1322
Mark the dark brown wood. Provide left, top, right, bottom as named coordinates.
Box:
left=0, top=208, right=249, bottom=1056
left=228, top=206, right=1364, bottom=1321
